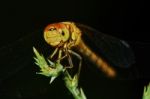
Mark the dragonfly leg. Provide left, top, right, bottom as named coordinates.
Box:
left=66, top=51, right=74, bottom=69
left=49, top=48, right=67, bottom=64
left=57, top=49, right=67, bottom=63
left=68, top=50, right=82, bottom=79
left=49, top=47, right=58, bottom=59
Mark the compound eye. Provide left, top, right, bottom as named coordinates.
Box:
left=48, top=27, right=56, bottom=31
left=61, top=31, right=65, bottom=36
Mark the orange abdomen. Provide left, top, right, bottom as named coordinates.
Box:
left=77, top=39, right=116, bottom=78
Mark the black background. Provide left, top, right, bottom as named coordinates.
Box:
left=0, top=0, right=150, bottom=99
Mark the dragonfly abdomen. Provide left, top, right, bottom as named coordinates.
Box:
left=77, top=39, right=116, bottom=78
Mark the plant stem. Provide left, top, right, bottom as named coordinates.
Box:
left=33, top=47, right=87, bottom=99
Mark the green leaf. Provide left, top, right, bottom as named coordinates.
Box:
left=143, top=83, right=150, bottom=99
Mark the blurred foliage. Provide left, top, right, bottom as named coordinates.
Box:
left=143, top=83, right=150, bottom=99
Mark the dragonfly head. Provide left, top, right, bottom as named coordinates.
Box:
left=44, top=22, right=81, bottom=48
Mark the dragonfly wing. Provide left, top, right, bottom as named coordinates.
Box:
left=76, top=23, right=135, bottom=68
left=0, top=29, right=45, bottom=82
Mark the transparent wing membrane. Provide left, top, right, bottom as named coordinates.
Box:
left=76, top=23, right=135, bottom=68
left=0, top=30, right=45, bottom=82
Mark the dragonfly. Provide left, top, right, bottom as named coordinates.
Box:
left=0, top=21, right=136, bottom=83
left=43, top=21, right=135, bottom=78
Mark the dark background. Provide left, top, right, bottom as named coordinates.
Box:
left=0, top=0, right=150, bottom=99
